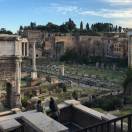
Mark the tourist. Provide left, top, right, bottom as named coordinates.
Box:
left=36, top=100, right=43, bottom=112
left=49, top=97, right=60, bottom=121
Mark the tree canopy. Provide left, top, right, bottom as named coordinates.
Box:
left=0, top=28, right=13, bottom=34
left=21, top=19, right=122, bottom=34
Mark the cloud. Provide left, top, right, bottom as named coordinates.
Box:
left=49, top=3, right=132, bottom=19
left=34, top=3, right=132, bottom=27
left=113, top=19, right=132, bottom=28
left=34, top=3, right=80, bottom=15
left=50, top=3, right=80, bottom=15
left=80, top=8, right=132, bottom=18
left=102, top=0, right=132, bottom=5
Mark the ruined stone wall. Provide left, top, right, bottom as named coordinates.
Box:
left=0, top=41, right=15, bottom=56
left=22, top=29, right=128, bottom=59
left=0, top=58, right=16, bottom=81
left=24, top=30, right=44, bottom=42
left=0, top=57, right=19, bottom=108
left=55, top=35, right=75, bottom=50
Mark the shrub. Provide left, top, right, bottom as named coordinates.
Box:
left=21, top=96, right=29, bottom=108
left=72, top=90, right=78, bottom=100
left=84, top=95, right=122, bottom=111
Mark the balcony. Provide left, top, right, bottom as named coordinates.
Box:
left=0, top=100, right=132, bottom=132
left=59, top=100, right=132, bottom=132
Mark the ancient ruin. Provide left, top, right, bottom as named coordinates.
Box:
left=0, top=34, right=27, bottom=108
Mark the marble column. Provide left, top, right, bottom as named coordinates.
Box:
left=31, top=42, right=37, bottom=80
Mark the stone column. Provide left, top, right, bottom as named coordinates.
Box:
left=127, top=30, right=132, bottom=68
left=60, top=65, right=64, bottom=76
left=31, top=42, right=37, bottom=80
left=23, top=43, right=25, bottom=57
left=15, top=58, right=22, bottom=107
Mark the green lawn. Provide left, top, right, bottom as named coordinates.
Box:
left=65, top=64, right=126, bottom=81
left=111, top=106, right=132, bottom=117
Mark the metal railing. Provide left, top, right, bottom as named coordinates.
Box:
left=77, top=114, right=132, bottom=132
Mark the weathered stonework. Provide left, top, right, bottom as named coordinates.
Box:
left=0, top=57, right=22, bottom=107
left=0, top=34, right=23, bottom=108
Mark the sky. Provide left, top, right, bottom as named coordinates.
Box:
left=0, top=0, right=132, bottom=32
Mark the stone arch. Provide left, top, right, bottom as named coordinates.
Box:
left=0, top=81, right=12, bottom=110
left=6, top=82, right=12, bottom=108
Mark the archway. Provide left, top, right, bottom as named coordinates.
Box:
left=0, top=81, right=12, bottom=111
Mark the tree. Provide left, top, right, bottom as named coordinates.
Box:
left=118, top=26, right=122, bottom=33
left=0, top=28, right=13, bottom=34
left=18, top=26, right=23, bottom=35
left=86, top=23, right=90, bottom=31
left=65, top=18, right=76, bottom=33
left=60, top=24, right=69, bottom=33
left=115, top=25, right=118, bottom=32
left=80, top=21, right=83, bottom=31
left=19, top=25, right=23, bottom=30
left=90, top=23, right=114, bottom=32
left=46, top=22, right=59, bottom=32
left=30, top=22, right=36, bottom=29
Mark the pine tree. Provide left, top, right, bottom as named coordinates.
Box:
left=80, top=21, right=83, bottom=31
left=115, top=25, right=118, bottom=32
left=118, top=26, right=122, bottom=33
left=86, top=23, right=89, bottom=31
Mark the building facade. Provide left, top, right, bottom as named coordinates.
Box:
left=21, top=29, right=128, bottom=61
